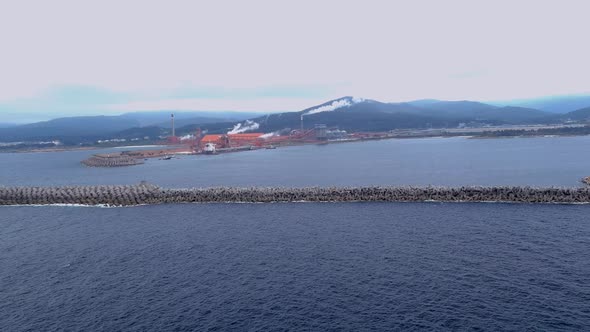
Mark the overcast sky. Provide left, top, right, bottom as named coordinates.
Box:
left=1, top=0, right=589, bottom=122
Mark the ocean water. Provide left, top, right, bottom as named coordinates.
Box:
left=1, top=203, right=589, bottom=331
left=1, top=137, right=590, bottom=331
left=1, top=136, right=590, bottom=187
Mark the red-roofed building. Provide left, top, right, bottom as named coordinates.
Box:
left=199, top=133, right=264, bottom=150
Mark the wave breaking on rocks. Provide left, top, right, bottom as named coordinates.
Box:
left=2, top=182, right=590, bottom=206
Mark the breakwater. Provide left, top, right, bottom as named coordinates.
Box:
left=2, top=183, right=590, bottom=206
left=81, top=154, right=144, bottom=167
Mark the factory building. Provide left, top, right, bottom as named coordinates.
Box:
left=199, top=133, right=264, bottom=150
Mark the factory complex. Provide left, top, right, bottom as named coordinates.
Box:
left=81, top=113, right=580, bottom=167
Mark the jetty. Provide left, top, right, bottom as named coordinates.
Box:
left=2, top=183, right=590, bottom=206
left=81, top=148, right=192, bottom=167
left=81, top=154, right=144, bottom=167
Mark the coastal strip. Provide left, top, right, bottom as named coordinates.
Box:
left=2, top=183, right=590, bottom=206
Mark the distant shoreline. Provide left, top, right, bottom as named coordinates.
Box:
left=11, top=146, right=99, bottom=153
left=1, top=144, right=167, bottom=154
left=2, top=126, right=590, bottom=154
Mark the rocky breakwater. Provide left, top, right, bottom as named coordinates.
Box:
left=81, top=153, right=144, bottom=167
left=2, top=184, right=590, bottom=206
left=0, top=182, right=162, bottom=206
left=161, top=186, right=590, bottom=204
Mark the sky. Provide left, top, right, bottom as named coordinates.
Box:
left=1, top=0, right=589, bottom=122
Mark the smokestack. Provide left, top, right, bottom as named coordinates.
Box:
left=171, top=113, right=175, bottom=137
left=300, top=114, right=303, bottom=132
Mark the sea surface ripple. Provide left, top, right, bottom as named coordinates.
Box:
left=1, top=203, right=589, bottom=331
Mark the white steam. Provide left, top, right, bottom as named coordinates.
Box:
left=227, top=120, right=260, bottom=134
left=260, top=132, right=278, bottom=139
left=179, top=134, right=194, bottom=141
left=303, top=97, right=364, bottom=116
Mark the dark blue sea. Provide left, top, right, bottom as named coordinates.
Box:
left=1, top=137, right=590, bottom=331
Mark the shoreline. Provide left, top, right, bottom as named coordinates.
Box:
left=3, top=132, right=590, bottom=154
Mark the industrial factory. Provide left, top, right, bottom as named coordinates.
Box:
left=81, top=112, right=571, bottom=167
left=81, top=114, right=356, bottom=167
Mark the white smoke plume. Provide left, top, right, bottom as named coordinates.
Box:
left=303, top=97, right=364, bottom=116
left=260, top=132, right=278, bottom=139
left=179, top=134, right=194, bottom=141
left=227, top=120, right=260, bottom=134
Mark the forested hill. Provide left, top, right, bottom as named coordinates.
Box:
left=4, top=96, right=590, bottom=143
left=220, top=97, right=557, bottom=134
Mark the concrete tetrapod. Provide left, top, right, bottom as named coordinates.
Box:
left=1, top=183, right=590, bottom=206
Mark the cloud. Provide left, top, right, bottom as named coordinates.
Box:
left=0, top=0, right=589, bottom=120
left=162, top=85, right=332, bottom=100
left=0, top=84, right=336, bottom=122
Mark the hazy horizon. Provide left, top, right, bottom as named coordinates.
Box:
left=4, top=92, right=590, bottom=124
left=1, top=0, right=589, bottom=123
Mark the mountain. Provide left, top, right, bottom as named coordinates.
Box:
left=216, top=97, right=555, bottom=134
left=491, top=94, right=590, bottom=113
left=119, top=111, right=262, bottom=127
left=109, top=126, right=168, bottom=140
left=562, top=107, right=590, bottom=121
left=407, top=99, right=442, bottom=107
left=108, top=121, right=240, bottom=140
left=493, top=106, right=556, bottom=122
left=0, top=116, right=141, bottom=142
left=154, top=116, right=235, bottom=128
left=415, top=100, right=496, bottom=114
left=411, top=101, right=552, bottom=122
left=0, top=112, right=261, bottom=143
left=0, top=96, right=570, bottom=143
